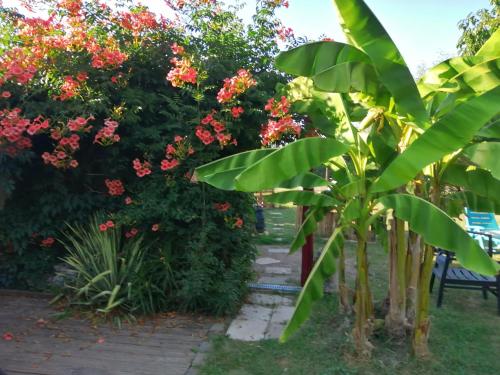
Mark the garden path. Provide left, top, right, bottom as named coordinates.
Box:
left=0, top=291, right=218, bottom=375
left=225, top=243, right=301, bottom=341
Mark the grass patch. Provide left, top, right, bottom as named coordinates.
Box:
left=201, top=209, right=500, bottom=375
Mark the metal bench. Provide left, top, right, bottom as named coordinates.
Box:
left=430, top=231, right=500, bottom=315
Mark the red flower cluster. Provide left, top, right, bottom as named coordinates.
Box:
left=214, top=202, right=231, bottom=212
left=161, top=135, right=194, bottom=171
left=166, top=57, right=198, bottom=87
left=216, top=69, right=256, bottom=103
left=132, top=158, right=152, bottom=177
left=91, top=47, right=128, bottom=70
left=170, top=42, right=185, bottom=55
left=67, top=116, right=93, bottom=132
left=42, top=133, right=80, bottom=168
left=124, top=196, right=133, bottom=205
left=55, top=76, right=80, bottom=101
left=0, top=47, right=37, bottom=85
left=58, top=0, right=83, bottom=16
left=0, top=108, right=49, bottom=156
left=105, top=179, right=125, bottom=196
left=266, top=0, right=289, bottom=8
left=196, top=111, right=236, bottom=147
left=40, top=237, right=55, bottom=247
left=161, top=159, right=179, bottom=170
left=99, top=220, right=115, bottom=232
left=261, top=96, right=301, bottom=145
left=94, top=119, right=120, bottom=146
left=277, top=26, right=294, bottom=42
left=125, top=227, right=138, bottom=238
left=119, top=9, right=159, bottom=37
left=230, top=106, right=244, bottom=118
left=264, top=96, right=290, bottom=117
left=234, top=217, right=243, bottom=228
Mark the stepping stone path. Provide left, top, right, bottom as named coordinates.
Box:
left=226, top=245, right=300, bottom=341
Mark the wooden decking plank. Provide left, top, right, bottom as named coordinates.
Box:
left=0, top=294, right=211, bottom=375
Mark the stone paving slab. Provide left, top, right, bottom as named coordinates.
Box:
left=247, top=293, right=294, bottom=307
left=265, top=305, right=295, bottom=339
left=255, top=257, right=281, bottom=265
left=226, top=305, right=273, bottom=341
left=267, top=247, right=289, bottom=254
left=265, top=266, right=292, bottom=275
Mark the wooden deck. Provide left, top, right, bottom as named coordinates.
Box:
left=0, top=291, right=215, bottom=375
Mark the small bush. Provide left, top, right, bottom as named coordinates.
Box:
left=60, top=216, right=173, bottom=316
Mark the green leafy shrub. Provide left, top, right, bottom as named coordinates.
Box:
left=0, top=0, right=289, bottom=313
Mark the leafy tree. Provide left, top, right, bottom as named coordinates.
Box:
left=457, top=0, right=500, bottom=55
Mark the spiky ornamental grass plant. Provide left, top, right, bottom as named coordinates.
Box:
left=59, top=216, right=172, bottom=319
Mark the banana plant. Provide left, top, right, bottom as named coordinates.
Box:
left=195, top=0, right=500, bottom=358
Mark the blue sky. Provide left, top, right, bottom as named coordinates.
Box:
left=272, top=0, right=490, bottom=75
left=5, top=0, right=490, bottom=75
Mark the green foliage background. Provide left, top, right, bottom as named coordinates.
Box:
left=0, top=0, right=287, bottom=314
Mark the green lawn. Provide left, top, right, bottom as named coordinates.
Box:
left=201, top=208, right=500, bottom=375
left=254, top=207, right=329, bottom=250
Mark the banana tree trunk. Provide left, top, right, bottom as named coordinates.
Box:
left=406, top=232, right=422, bottom=326
left=385, top=217, right=407, bottom=337
left=352, top=232, right=374, bottom=357
left=338, top=239, right=352, bottom=314
left=412, top=243, right=434, bottom=357
left=412, top=179, right=440, bottom=357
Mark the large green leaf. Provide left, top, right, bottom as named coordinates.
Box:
left=477, top=120, right=500, bottom=139
left=277, top=173, right=330, bottom=189
left=379, top=194, right=499, bottom=275
left=442, top=164, right=500, bottom=205
left=276, top=41, right=370, bottom=77
left=476, top=27, right=500, bottom=58
left=280, top=228, right=343, bottom=342
left=332, top=0, right=428, bottom=125
left=372, top=87, right=500, bottom=193
left=286, top=77, right=352, bottom=137
left=444, top=191, right=500, bottom=216
left=463, top=142, right=500, bottom=180
left=265, top=191, right=339, bottom=207
left=195, top=148, right=274, bottom=183
left=234, top=138, right=349, bottom=192
left=419, top=56, right=500, bottom=98
left=290, top=207, right=329, bottom=253
left=312, top=61, right=389, bottom=102
left=198, top=167, right=246, bottom=191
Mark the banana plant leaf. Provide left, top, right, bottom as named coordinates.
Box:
left=195, top=148, right=275, bottom=189
left=379, top=194, right=499, bottom=275
left=265, top=191, right=339, bottom=207
left=372, top=86, right=500, bottom=193
left=234, top=138, right=349, bottom=192
left=277, top=173, right=330, bottom=189
left=476, top=120, right=500, bottom=139
left=286, top=77, right=350, bottom=137
left=280, top=228, right=343, bottom=342
left=312, top=61, right=389, bottom=104
left=441, top=164, right=500, bottom=205
left=444, top=191, right=500, bottom=216
left=463, top=142, right=500, bottom=180
left=476, top=27, right=500, bottom=58
left=275, top=41, right=370, bottom=77
left=290, top=206, right=329, bottom=253
left=419, top=56, right=500, bottom=98
left=332, top=0, right=428, bottom=125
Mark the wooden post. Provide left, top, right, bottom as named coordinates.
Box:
left=301, top=206, right=314, bottom=286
